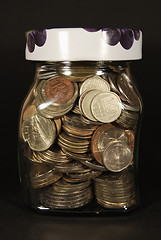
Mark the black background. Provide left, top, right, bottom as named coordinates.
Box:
left=1, top=0, right=161, bottom=239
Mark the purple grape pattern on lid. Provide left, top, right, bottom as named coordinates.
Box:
left=83, top=28, right=140, bottom=50
left=33, top=30, right=47, bottom=47
left=27, top=32, right=35, bottom=53
left=133, top=30, right=140, bottom=41
left=26, top=29, right=47, bottom=53
left=101, top=28, right=121, bottom=46
left=83, top=28, right=101, bottom=32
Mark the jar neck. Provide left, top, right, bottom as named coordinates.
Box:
left=35, top=61, right=132, bottom=83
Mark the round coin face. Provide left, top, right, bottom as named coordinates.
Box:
left=80, top=75, right=110, bottom=95
left=91, top=92, right=122, bottom=123
left=79, top=89, right=101, bottom=121
left=22, top=114, right=56, bottom=151
left=91, top=123, right=114, bottom=164
left=103, top=141, right=133, bottom=172
left=43, top=77, right=74, bottom=104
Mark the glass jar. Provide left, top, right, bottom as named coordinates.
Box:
left=18, top=28, right=143, bottom=214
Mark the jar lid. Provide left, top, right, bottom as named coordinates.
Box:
left=25, top=28, right=142, bottom=61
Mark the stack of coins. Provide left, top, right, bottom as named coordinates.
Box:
left=94, top=169, right=136, bottom=209
left=62, top=112, right=97, bottom=139
left=107, top=72, right=142, bottom=129
left=57, top=63, right=98, bottom=82
left=39, top=179, right=93, bottom=209
left=30, top=163, right=62, bottom=189
left=31, top=145, right=71, bottom=165
left=57, top=131, right=91, bottom=154
left=116, top=109, right=140, bottom=129
left=35, top=76, right=78, bottom=118
left=38, top=63, right=57, bottom=80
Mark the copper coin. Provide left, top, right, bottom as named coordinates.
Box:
left=44, top=77, right=74, bottom=104
left=124, top=129, right=135, bottom=152
left=91, top=124, right=134, bottom=165
left=91, top=124, right=114, bottom=164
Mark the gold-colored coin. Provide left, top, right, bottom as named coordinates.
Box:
left=30, top=163, right=62, bottom=188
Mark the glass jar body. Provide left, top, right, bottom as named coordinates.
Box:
left=18, top=61, right=142, bottom=214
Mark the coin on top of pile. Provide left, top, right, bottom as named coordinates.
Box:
left=35, top=76, right=78, bottom=118
left=103, top=141, right=133, bottom=172
left=91, top=92, right=122, bottom=123
left=91, top=123, right=134, bottom=166
left=22, top=113, right=56, bottom=151
left=79, top=89, right=102, bottom=122
left=79, top=75, right=110, bottom=95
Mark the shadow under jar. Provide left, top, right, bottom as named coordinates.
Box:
left=18, top=28, right=143, bottom=214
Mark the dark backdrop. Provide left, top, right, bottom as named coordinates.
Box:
left=1, top=0, right=161, bottom=239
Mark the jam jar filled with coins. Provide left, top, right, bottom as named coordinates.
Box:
left=18, top=28, right=143, bottom=214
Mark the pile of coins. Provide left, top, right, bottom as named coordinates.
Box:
left=94, top=169, right=136, bottom=209
left=20, top=62, right=142, bottom=211
left=40, top=180, right=93, bottom=209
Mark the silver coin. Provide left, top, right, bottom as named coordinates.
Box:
left=97, top=127, right=129, bottom=155
left=80, top=75, right=110, bottom=95
left=91, top=92, right=122, bottom=123
left=54, top=179, right=91, bottom=192
left=117, top=73, right=140, bottom=107
left=79, top=89, right=101, bottom=121
left=54, top=161, right=85, bottom=173
left=103, top=141, right=133, bottom=172
left=22, top=114, right=56, bottom=151
left=79, top=159, right=107, bottom=172
left=108, top=72, right=120, bottom=95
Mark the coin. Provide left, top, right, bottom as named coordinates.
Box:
left=80, top=75, right=110, bottom=95
left=52, top=118, right=62, bottom=136
left=23, top=104, right=37, bottom=120
left=117, top=73, right=140, bottom=107
left=91, top=92, right=122, bottom=123
left=79, top=159, right=107, bottom=172
left=63, top=149, right=93, bottom=161
left=79, top=89, right=101, bottom=121
left=108, top=72, right=121, bottom=95
left=97, top=126, right=129, bottom=154
left=43, top=77, right=74, bottom=104
left=35, top=80, right=78, bottom=119
left=91, top=124, right=114, bottom=164
left=103, top=141, right=133, bottom=172
left=116, top=109, right=139, bottom=129
left=22, top=114, right=56, bottom=151
left=54, top=160, right=86, bottom=173
left=30, top=163, right=62, bottom=188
